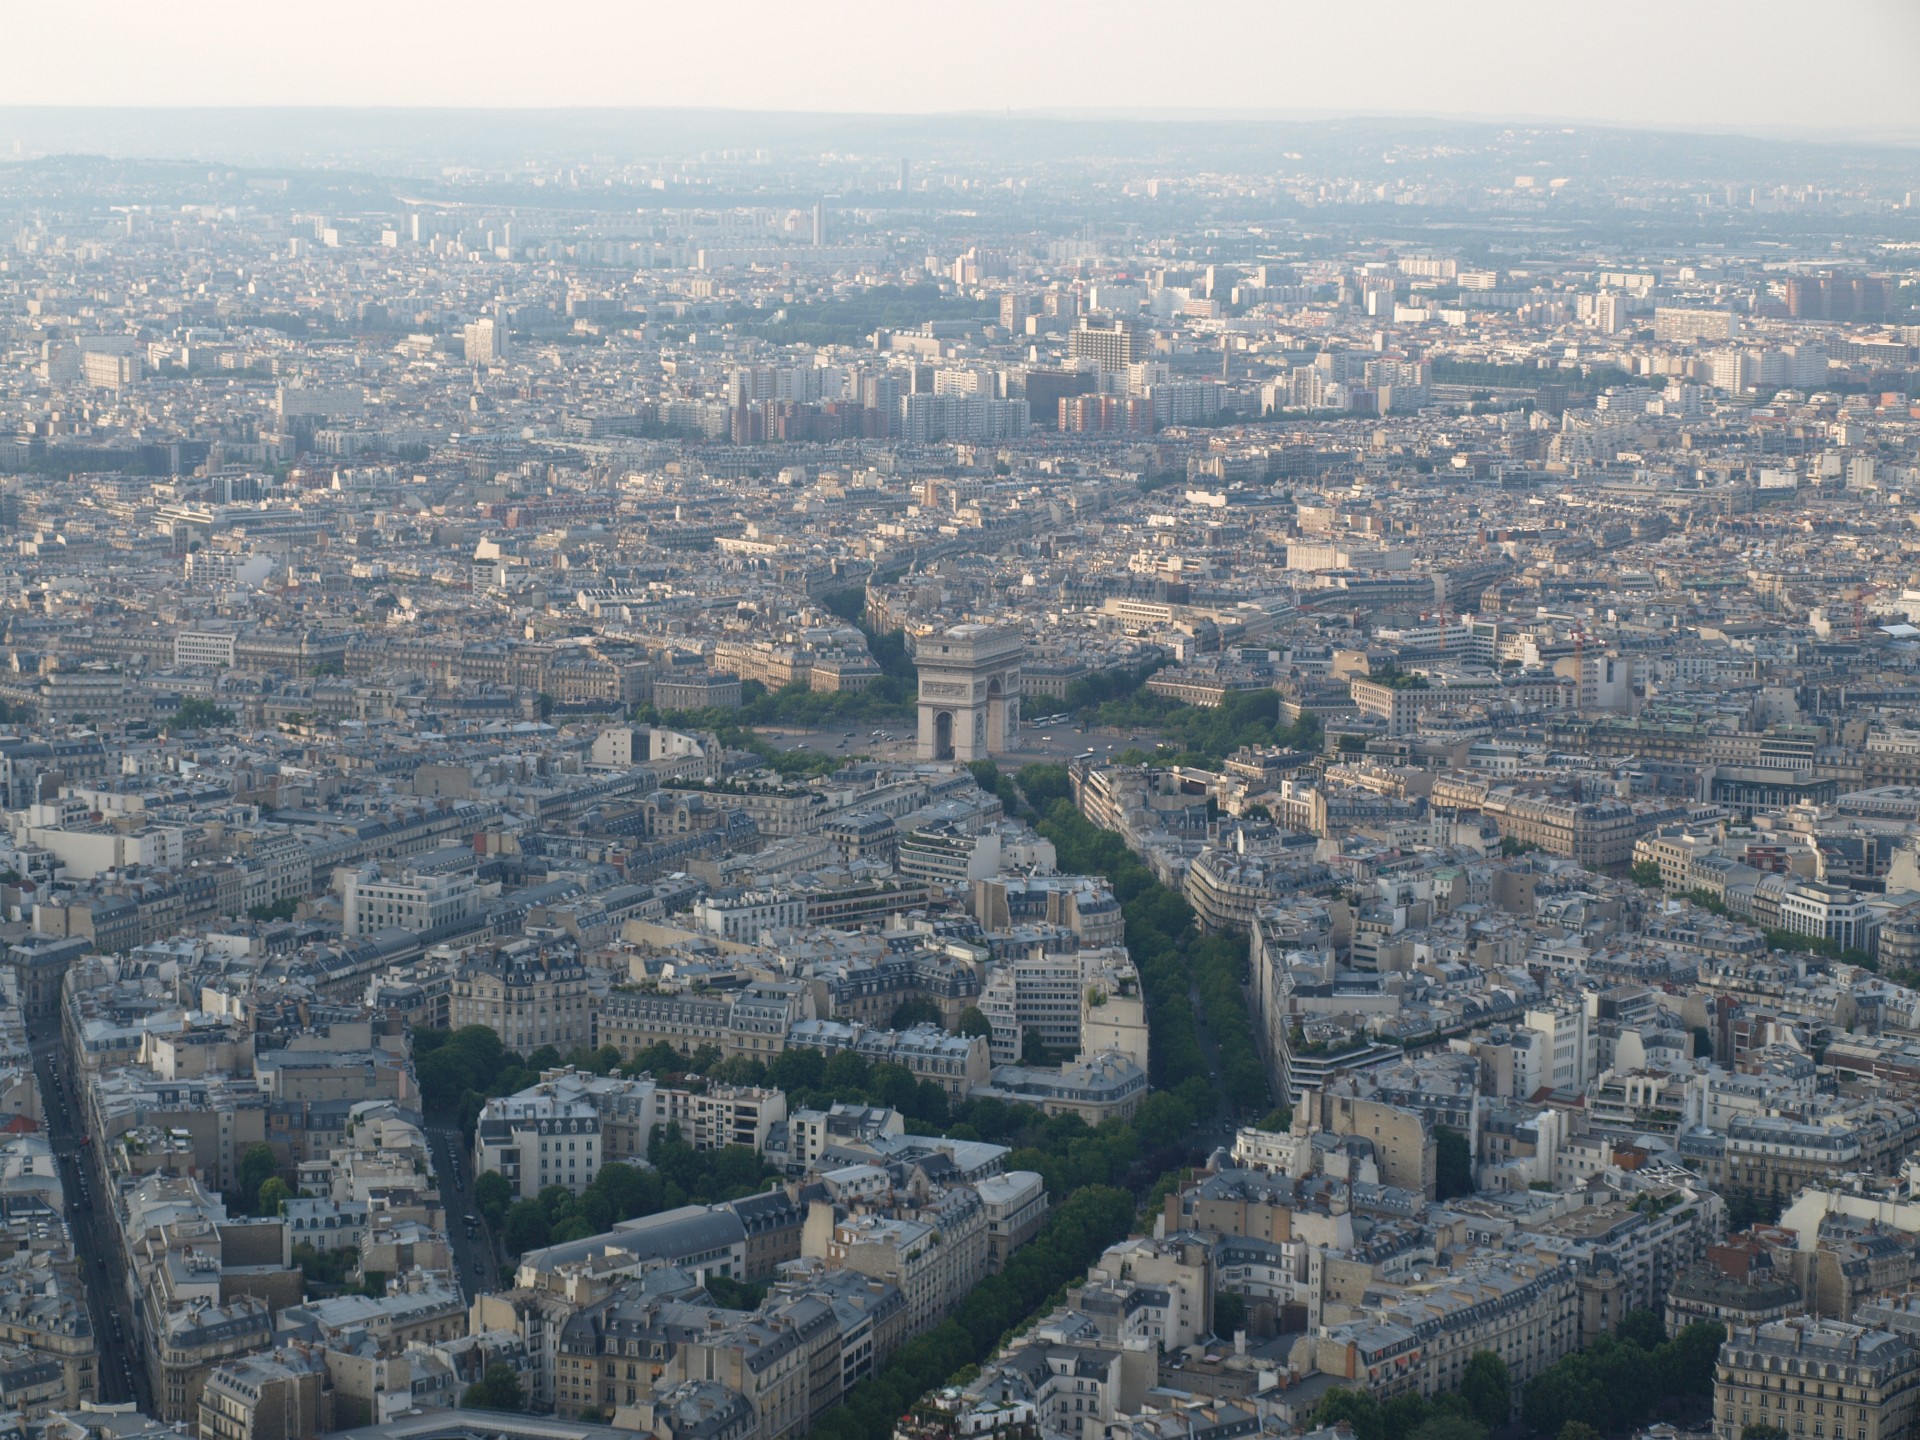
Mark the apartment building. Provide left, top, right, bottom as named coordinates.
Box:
left=474, top=1092, right=604, bottom=1201
left=826, top=1202, right=983, bottom=1338
left=0, top=1268, right=98, bottom=1411
left=196, top=1348, right=333, bottom=1440
left=449, top=945, right=592, bottom=1054
left=971, top=1052, right=1148, bottom=1125
left=1713, top=1320, right=1920, bottom=1440
left=784, top=1021, right=990, bottom=1098
left=340, top=866, right=478, bottom=939
left=1430, top=777, right=1688, bottom=869
left=149, top=1297, right=276, bottom=1424
left=1307, top=1251, right=1578, bottom=1401
left=1305, top=1084, right=1437, bottom=1200
left=656, top=1084, right=787, bottom=1155
left=978, top=951, right=1084, bottom=1063
left=596, top=983, right=814, bottom=1066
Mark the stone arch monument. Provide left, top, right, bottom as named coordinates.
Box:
left=916, top=624, right=1023, bottom=761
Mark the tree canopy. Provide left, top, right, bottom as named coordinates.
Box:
left=1459, top=1351, right=1511, bottom=1429
left=170, top=698, right=235, bottom=730
left=236, top=1143, right=279, bottom=1214
left=1521, top=1313, right=1725, bottom=1437
left=462, top=1364, right=525, bottom=1413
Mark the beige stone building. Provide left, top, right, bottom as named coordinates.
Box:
left=450, top=945, right=592, bottom=1054
left=197, top=1347, right=334, bottom=1440
left=1714, top=1319, right=1920, bottom=1440
left=1306, top=1083, right=1437, bottom=1200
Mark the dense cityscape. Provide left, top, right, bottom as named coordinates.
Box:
left=0, top=86, right=1918, bottom=1440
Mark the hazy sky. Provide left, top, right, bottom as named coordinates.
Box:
left=27, top=0, right=1920, bottom=135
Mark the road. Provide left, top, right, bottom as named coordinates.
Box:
left=31, top=1036, right=152, bottom=1411
left=425, top=1121, right=503, bottom=1296
left=757, top=721, right=1162, bottom=766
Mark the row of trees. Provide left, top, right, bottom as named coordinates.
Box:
left=169, top=697, right=235, bottom=731
left=806, top=1185, right=1137, bottom=1440
left=636, top=590, right=923, bottom=735
left=414, top=1026, right=581, bottom=1141
left=630, top=704, right=852, bottom=779
left=1023, top=769, right=1270, bottom=1112
left=733, top=677, right=916, bottom=728
left=1314, top=1352, right=1512, bottom=1440
left=694, top=1030, right=1208, bottom=1202
left=1313, top=1310, right=1725, bottom=1440
left=1520, top=1312, right=1725, bottom=1437
left=544, top=1039, right=1217, bottom=1245
left=427, top=1015, right=1193, bottom=1212
left=1075, top=687, right=1322, bottom=768
left=1059, top=657, right=1169, bottom=712
left=1018, top=764, right=1206, bottom=1097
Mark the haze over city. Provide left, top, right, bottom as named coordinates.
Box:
left=18, top=0, right=1920, bottom=134
left=1, top=17, right=1920, bottom=1440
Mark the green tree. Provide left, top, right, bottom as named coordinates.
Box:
left=1459, top=1351, right=1511, bottom=1428
left=463, top=1363, right=526, bottom=1412
left=1557, top=1423, right=1603, bottom=1440
left=890, top=998, right=944, bottom=1031
left=705, top=1274, right=767, bottom=1311
left=1312, top=1388, right=1384, bottom=1440
left=1381, top=1394, right=1433, bottom=1440
left=1435, top=1125, right=1474, bottom=1199
left=768, top=1046, right=826, bottom=1092
left=1616, top=1309, right=1667, bottom=1351
left=1213, top=1291, right=1248, bottom=1338
left=1630, top=860, right=1664, bottom=888
left=1131, top=1092, right=1198, bottom=1153
left=956, top=1006, right=993, bottom=1039
left=169, top=698, right=236, bottom=731
left=1407, top=1417, right=1485, bottom=1440
left=501, top=1200, right=551, bottom=1256
left=474, top=1170, right=513, bottom=1227
left=237, top=1143, right=278, bottom=1211
left=822, top=1050, right=871, bottom=1093
left=1019, top=1027, right=1056, bottom=1066
left=292, top=1241, right=357, bottom=1290
left=1667, top=1319, right=1727, bottom=1397
left=1523, top=1355, right=1604, bottom=1437
left=1742, top=1427, right=1790, bottom=1440
left=256, top=1177, right=293, bottom=1216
